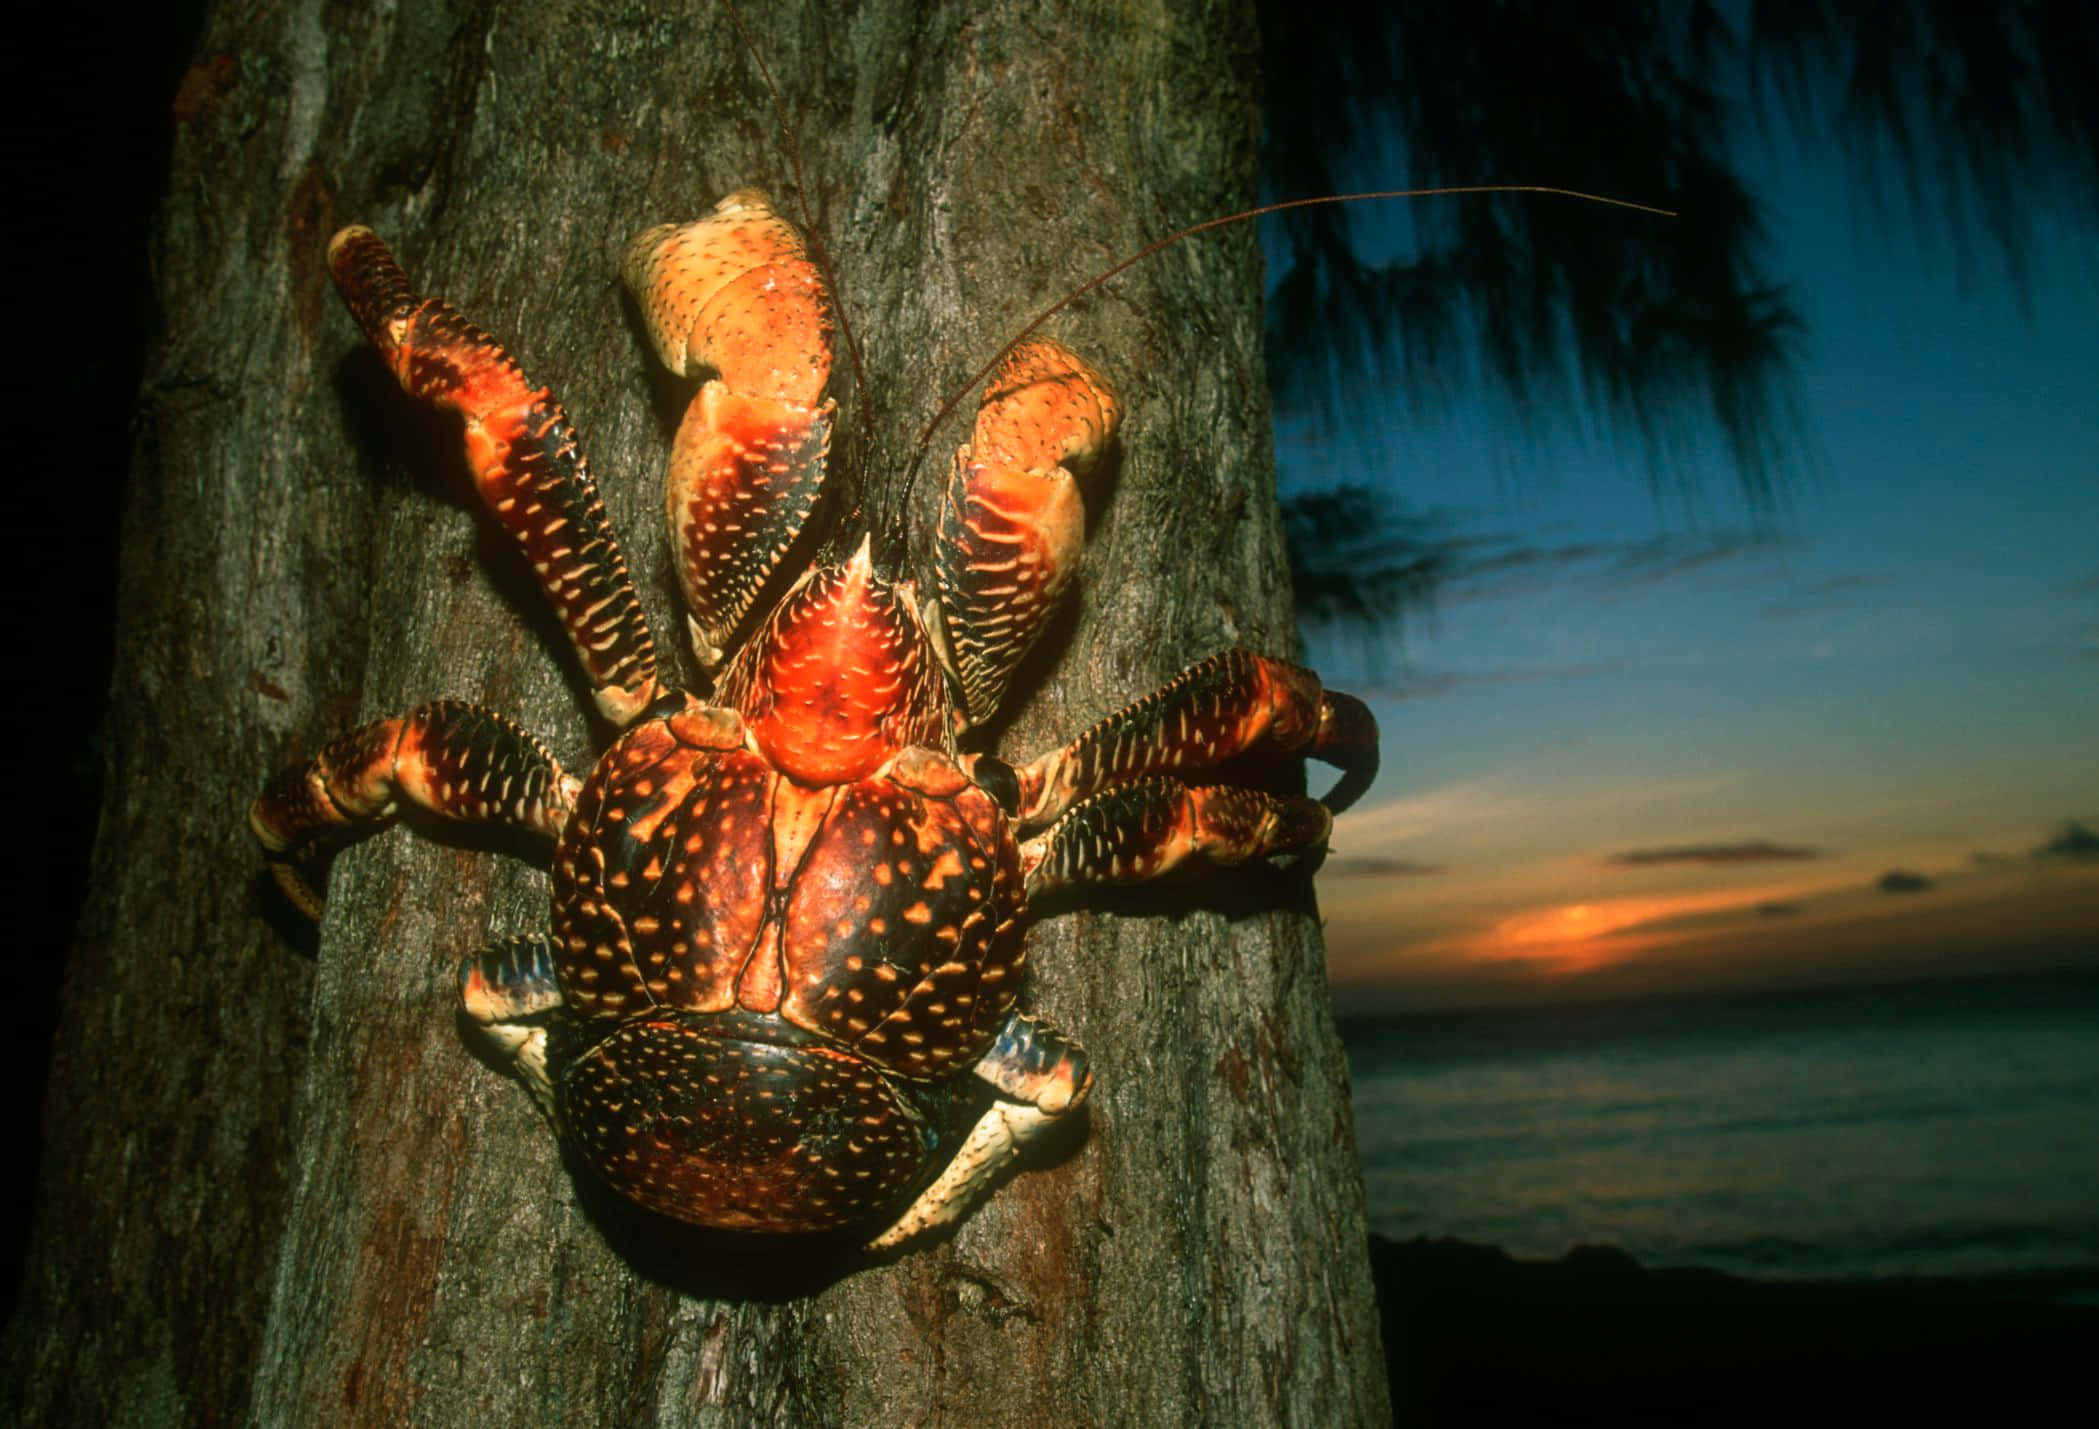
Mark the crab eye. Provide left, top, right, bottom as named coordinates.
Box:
left=969, top=755, right=1020, bottom=814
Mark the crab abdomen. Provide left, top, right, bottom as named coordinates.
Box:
left=556, top=1015, right=935, bottom=1232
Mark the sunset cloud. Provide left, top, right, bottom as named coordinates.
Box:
left=1603, top=839, right=1822, bottom=867
left=1335, top=772, right=1746, bottom=853
left=1366, top=663, right=1600, bottom=700
left=1598, top=531, right=1782, bottom=590
left=1320, top=855, right=1447, bottom=878
left=2035, top=821, right=2099, bottom=860
left=1322, top=812, right=2099, bottom=1012
left=1759, top=572, right=1887, bottom=620
left=1438, top=527, right=1780, bottom=603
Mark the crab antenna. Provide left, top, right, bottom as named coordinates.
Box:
left=718, top=0, right=876, bottom=492
left=892, top=185, right=1678, bottom=522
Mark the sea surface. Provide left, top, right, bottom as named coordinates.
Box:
left=1342, top=966, right=2099, bottom=1283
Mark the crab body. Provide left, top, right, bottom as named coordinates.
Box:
left=255, top=191, right=1377, bottom=1248
left=550, top=671, right=1020, bottom=1232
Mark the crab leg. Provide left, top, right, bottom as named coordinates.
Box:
left=1019, top=781, right=1333, bottom=898
left=621, top=191, right=835, bottom=669
left=999, top=648, right=1379, bottom=833
left=250, top=701, right=580, bottom=917
left=458, top=934, right=564, bottom=1118
left=930, top=339, right=1121, bottom=727
left=328, top=229, right=664, bottom=726
left=867, top=1011, right=1092, bottom=1250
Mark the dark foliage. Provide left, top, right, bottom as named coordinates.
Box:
left=1281, top=486, right=1451, bottom=630
left=1260, top=0, right=2099, bottom=630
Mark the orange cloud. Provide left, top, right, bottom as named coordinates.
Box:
left=1603, top=839, right=1822, bottom=866
left=1466, top=886, right=1800, bottom=974
left=1322, top=850, right=2099, bottom=1011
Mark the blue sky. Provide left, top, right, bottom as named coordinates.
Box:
left=1278, top=132, right=2099, bottom=1011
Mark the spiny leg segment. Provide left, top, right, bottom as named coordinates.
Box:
left=1011, top=648, right=1377, bottom=825
left=329, top=228, right=664, bottom=725
left=991, top=649, right=1380, bottom=897
left=869, top=1010, right=1092, bottom=1250
left=250, top=701, right=579, bottom=916
left=1022, top=781, right=1334, bottom=899
left=459, top=934, right=564, bottom=1118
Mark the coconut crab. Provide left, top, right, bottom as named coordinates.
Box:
left=251, top=191, right=1378, bottom=1249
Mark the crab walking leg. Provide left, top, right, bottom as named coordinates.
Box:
left=867, top=1012, right=1092, bottom=1250
left=998, top=648, right=1380, bottom=833
left=931, top=339, right=1121, bottom=727
left=622, top=192, right=835, bottom=669
left=250, top=701, right=580, bottom=917
left=458, top=935, right=564, bottom=1119
left=327, top=229, right=665, bottom=725
left=1020, top=780, right=1333, bottom=899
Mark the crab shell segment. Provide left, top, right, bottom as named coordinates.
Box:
left=715, top=535, right=949, bottom=787
left=555, top=1017, right=943, bottom=1234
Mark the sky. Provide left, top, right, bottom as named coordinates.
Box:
left=1278, top=134, right=2099, bottom=1014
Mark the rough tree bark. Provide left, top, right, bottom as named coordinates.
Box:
left=5, top=0, right=1388, bottom=1422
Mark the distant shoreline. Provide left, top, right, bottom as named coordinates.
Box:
left=1371, top=1234, right=2099, bottom=1424
left=1336, top=957, right=2099, bottom=1030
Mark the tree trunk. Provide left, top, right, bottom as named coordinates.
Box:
left=5, top=1, right=1388, bottom=1422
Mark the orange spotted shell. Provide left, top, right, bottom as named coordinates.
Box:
left=545, top=706, right=1025, bottom=1231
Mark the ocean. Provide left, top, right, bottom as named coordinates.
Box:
left=1341, top=966, right=2099, bottom=1283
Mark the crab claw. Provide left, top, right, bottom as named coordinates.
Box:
left=620, top=190, right=833, bottom=405
left=623, top=192, right=839, bottom=669
left=931, top=339, right=1121, bottom=727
